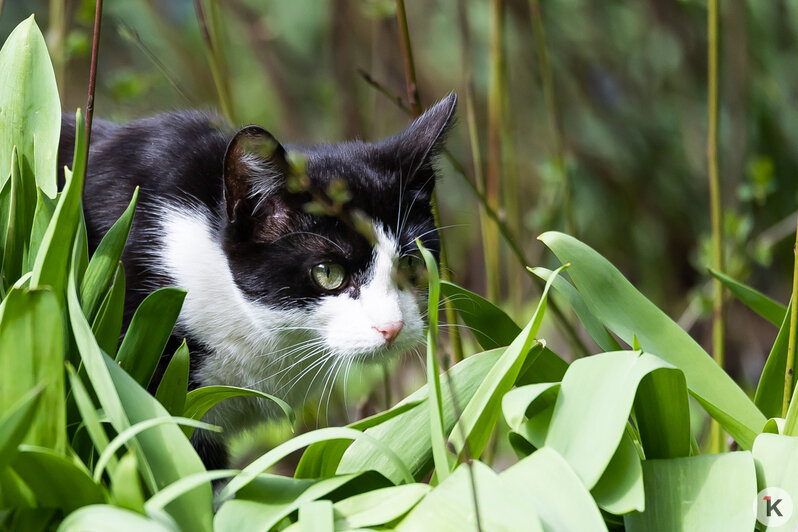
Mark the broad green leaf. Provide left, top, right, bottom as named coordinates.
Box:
left=80, top=188, right=138, bottom=321
left=755, top=300, right=793, bottom=419
left=57, top=505, right=177, bottom=532
left=501, top=448, right=606, bottom=531
left=66, top=365, right=116, bottom=474
left=31, top=110, right=86, bottom=295
left=294, top=399, right=424, bottom=479
left=215, top=472, right=391, bottom=532
left=516, top=346, right=568, bottom=385
left=396, top=461, right=542, bottom=531
left=12, top=446, right=105, bottom=512
left=0, top=16, right=60, bottom=198
left=3, top=147, right=33, bottom=286
left=94, top=416, right=220, bottom=482
left=332, top=484, right=430, bottom=529
left=183, top=385, right=294, bottom=435
left=417, top=241, right=451, bottom=481
left=544, top=351, right=677, bottom=488
left=115, top=287, right=186, bottom=388
left=110, top=451, right=146, bottom=513
left=439, top=280, right=520, bottom=349
left=449, top=265, right=565, bottom=460
left=752, top=433, right=798, bottom=531
left=501, top=382, right=561, bottom=433
left=297, top=500, right=333, bottom=532
left=219, top=427, right=413, bottom=502
left=624, top=453, right=757, bottom=531
left=0, top=385, right=43, bottom=472
left=633, top=362, right=690, bottom=459
left=539, top=232, right=766, bottom=448
left=68, top=253, right=213, bottom=532
left=590, top=429, right=644, bottom=514
left=26, top=188, right=57, bottom=271
left=144, top=469, right=238, bottom=523
left=337, top=348, right=505, bottom=484
left=709, top=267, right=786, bottom=326
left=90, top=262, right=125, bottom=356
left=0, top=287, right=65, bottom=452
left=531, top=267, right=621, bottom=352
left=103, top=357, right=213, bottom=531
left=156, top=340, right=190, bottom=416
left=0, top=467, right=36, bottom=508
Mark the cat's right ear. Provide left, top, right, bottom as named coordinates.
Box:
left=223, top=125, right=290, bottom=225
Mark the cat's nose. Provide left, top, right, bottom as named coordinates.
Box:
left=374, top=321, right=404, bottom=345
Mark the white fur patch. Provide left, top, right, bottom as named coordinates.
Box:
left=157, top=210, right=424, bottom=433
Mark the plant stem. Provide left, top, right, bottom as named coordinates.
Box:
left=707, top=0, right=726, bottom=453
left=528, top=0, right=575, bottom=236
left=486, top=0, right=504, bottom=303
left=194, top=0, right=235, bottom=123
left=783, top=219, right=798, bottom=417
left=85, top=0, right=103, bottom=165
left=394, top=0, right=464, bottom=362
left=456, top=0, right=497, bottom=305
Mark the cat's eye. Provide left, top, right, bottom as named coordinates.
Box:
left=397, top=255, right=423, bottom=285
left=311, top=263, right=346, bottom=291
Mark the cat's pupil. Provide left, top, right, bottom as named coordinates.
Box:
left=311, top=262, right=345, bottom=291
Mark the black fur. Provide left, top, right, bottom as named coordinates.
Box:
left=58, top=94, right=457, bottom=467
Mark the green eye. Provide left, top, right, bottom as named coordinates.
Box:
left=311, top=263, right=346, bottom=291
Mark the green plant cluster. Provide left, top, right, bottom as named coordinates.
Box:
left=1, top=15, right=798, bottom=532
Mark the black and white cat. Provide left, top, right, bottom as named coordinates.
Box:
left=58, top=93, right=457, bottom=467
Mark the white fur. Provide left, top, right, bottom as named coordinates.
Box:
left=157, top=209, right=424, bottom=433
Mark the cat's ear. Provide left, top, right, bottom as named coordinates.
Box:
left=223, top=125, right=290, bottom=224
left=389, top=92, right=457, bottom=189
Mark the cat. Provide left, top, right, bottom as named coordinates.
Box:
left=57, top=93, right=457, bottom=468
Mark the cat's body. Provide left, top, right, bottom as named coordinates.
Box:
left=58, top=94, right=456, bottom=468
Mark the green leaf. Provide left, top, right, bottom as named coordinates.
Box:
left=530, top=266, right=621, bottom=352
left=539, top=231, right=766, bottom=449
left=3, top=147, right=34, bottom=287
left=337, top=348, right=505, bottom=484
left=0, top=16, right=61, bottom=198
left=27, top=188, right=57, bottom=271
left=115, top=287, right=186, bottom=388
left=501, top=447, right=606, bottom=531
left=297, top=500, right=333, bottom=532
left=449, top=264, right=566, bottom=460
left=590, top=429, right=644, bottom=514
left=439, top=280, right=520, bottom=349
left=633, top=360, right=690, bottom=459
left=67, top=364, right=117, bottom=475
left=81, top=188, right=138, bottom=321
left=396, top=461, right=542, bottom=531
left=57, top=505, right=177, bottom=532
left=752, top=433, right=798, bottom=530
left=0, top=385, right=43, bottom=472
left=0, top=287, right=65, bottom=452
left=294, top=399, right=425, bottom=479
left=332, top=484, right=430, bottom=529
left=90, top=262, right=126, bottom=356
left=545, top=351, right=678, bottom=488
left=12, top=446, right=105, bottom=512
left=110, top=451, right=146, bottom=513
left=501, top=382, right=561, bottom=433
left=417, top=241, right=452, bottom=481
left=218, top=427, right=414, bottom=502
left=516, top=346, right=569, bottom=385
left=156, top=340, right=190, bottom=416
left=709, top=267, right=786, bottom=326
left=624, top=453, right=757, bottom=531
left=755, top=299, right=793, bottom=419
left=31, top=111, right=86, bottom=295
left=214, top=472, right=391, bottom=532
left=182, top=385, right=294, bottom=435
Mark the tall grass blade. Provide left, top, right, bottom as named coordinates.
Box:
left=708, top=268, right=786, bottom=326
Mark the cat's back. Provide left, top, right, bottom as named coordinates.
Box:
left=59, top=110, right=231, bottom=246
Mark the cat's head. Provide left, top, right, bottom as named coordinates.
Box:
left=220, top=93, right=457, bottom=362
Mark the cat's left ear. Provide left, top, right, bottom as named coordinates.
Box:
left=389, top=92, right=457, bottom=190
left=223, top=125, right=290, bottom=224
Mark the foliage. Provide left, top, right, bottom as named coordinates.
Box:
left=1, top=9, right=798, bottom=532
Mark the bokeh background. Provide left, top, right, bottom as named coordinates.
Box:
left=2, top=0, right=797, bottom=452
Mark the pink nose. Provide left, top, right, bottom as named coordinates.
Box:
left=374, top=321, right=404, bottom=345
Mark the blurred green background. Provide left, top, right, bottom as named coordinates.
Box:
left=2, top=0, right=797, bottom=403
